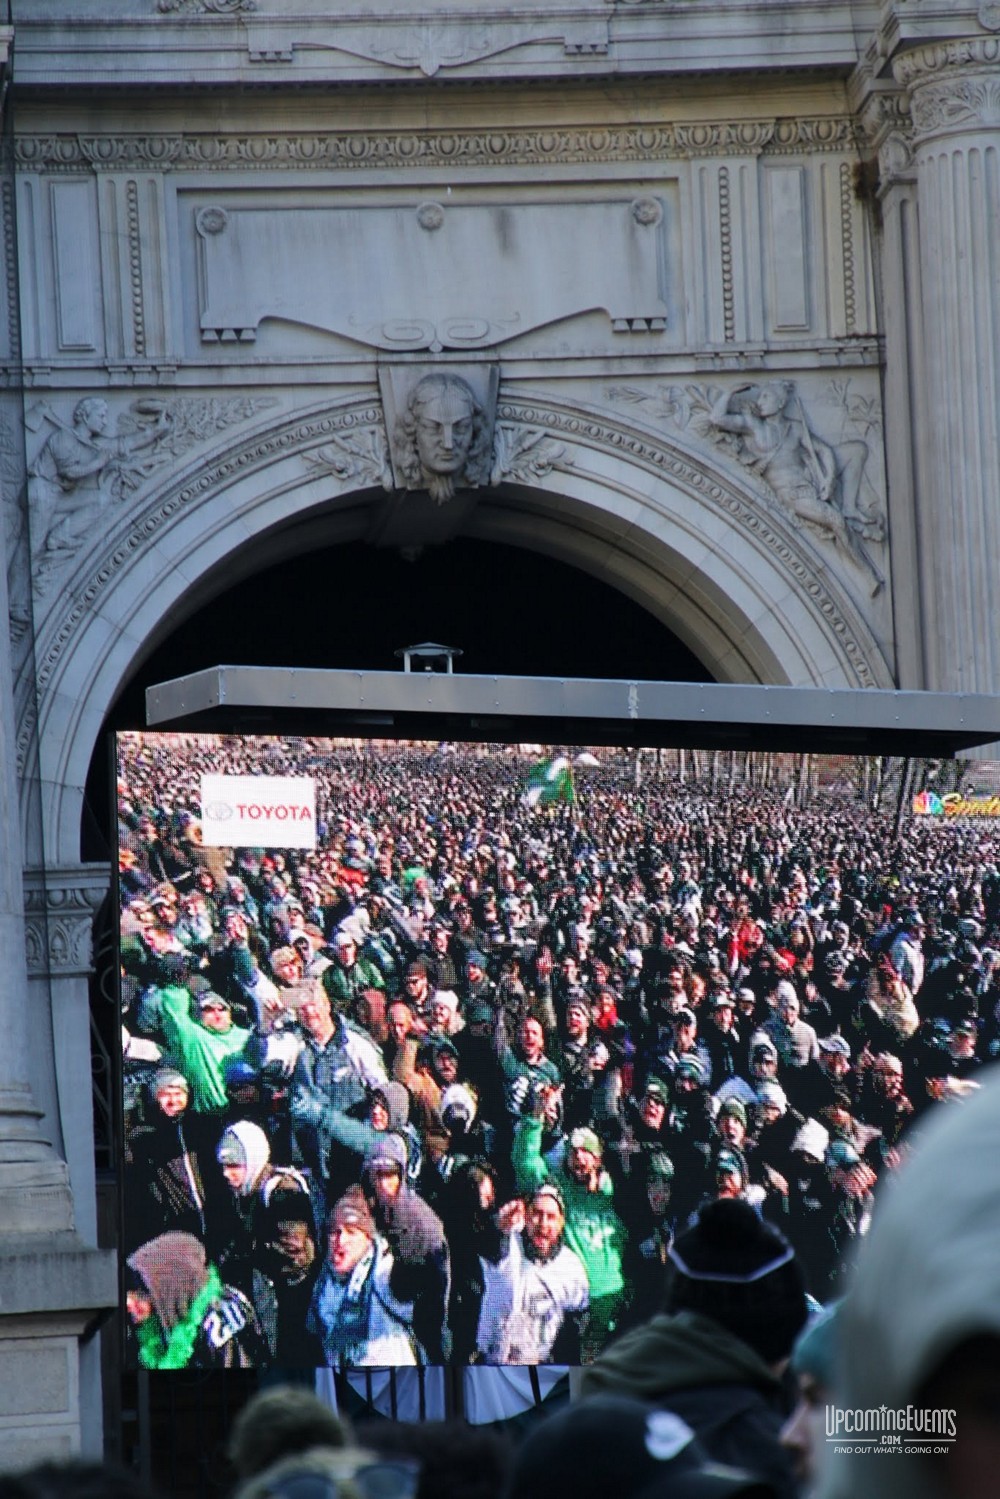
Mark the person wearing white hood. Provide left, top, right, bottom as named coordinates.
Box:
left=821, top=1068, right=1000, bottom=1499
left=213, top=1119, right=312, bottom=1349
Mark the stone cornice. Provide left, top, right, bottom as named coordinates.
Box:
left=13, top=116, right=857, bottom=175
left=10, top=3, right=875, bottom=88
left=873, top=2, right=1000, bottom=72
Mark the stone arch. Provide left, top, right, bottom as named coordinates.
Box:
left=23, top=391, right=894, bottom=864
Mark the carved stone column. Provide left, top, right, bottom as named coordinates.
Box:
left=0, top=536, right=115, bottom=1463
left=0, top=691, right=74, bottom=1218
left=23, top=866, right=111, bottom=1246
left=894, top=40, right=1000, bottom=692
left=853, top=75, right=925, bottom=686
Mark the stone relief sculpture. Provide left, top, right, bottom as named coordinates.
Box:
left=0, top=416, right=31, bottom=641
left=608, top=377, right=886, bottom=595
left=705, top=382, right=884, bottom=593
left=26, top=394, right=278, bottom=595
left=394, top=373, right=493, bottom=504
left=28, top=398, right=170, bottom=594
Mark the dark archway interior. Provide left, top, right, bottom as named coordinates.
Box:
left=82, top=535, right=711, bottom=859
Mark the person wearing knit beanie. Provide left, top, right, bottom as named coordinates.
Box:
left=328, top=1185, right=376, bottom=1246
left=581, top=1199, right=808, bottom=1499
left=666, top=1199, right=809, bottom=1366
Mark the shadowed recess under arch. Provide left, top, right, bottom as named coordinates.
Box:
left=81, top=535, right=712, bottom=860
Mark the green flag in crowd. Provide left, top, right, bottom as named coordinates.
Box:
left=523, top=754, right=575, bottom=808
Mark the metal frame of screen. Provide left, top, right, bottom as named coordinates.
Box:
left=115, top=714, right=1000, bottom=1373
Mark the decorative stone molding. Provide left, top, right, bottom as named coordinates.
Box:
left=324, top=22, right=610, bottom=78
left=76, top=136, right=184, bottom=169
left=22, top=393, right=888, bottom=757
left=886, top=39, right=1000, bottom=144
left=893, top=36, right=1000, bottom=87
left=23, top=866, right=110, bottom=979
left=301, top=427, right=394, bottom=491
left=157, top=0, right=255, bottom=11
left=490, top=423, right=574, bottom=485
left=499, top=396, right=886, bottom=687
left=851, top=72, right=915, bottom=189
left=675, top=121, right=776, bottom=156
left=718, top=168, right=735, bottom=343
left=908, top=71, right=1000, bottom=137
left=125, top=180, right=146, bottom=358
left=194, top=197, right=669, bottom=350
left=14, top=117, right=857, bottom=175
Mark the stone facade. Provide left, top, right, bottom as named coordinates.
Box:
left=1, top=0, right=998, bottom=1459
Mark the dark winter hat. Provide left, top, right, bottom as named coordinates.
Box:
left=643, top=1077, right=670, bottom=1106
left=466, top=948, right=488, bottom=969
left=666, top=1199, right=808, bottom=1366
left=506, top=1396, right=773, bottom=1499
left=127, top=1231, right=208, bottom=1335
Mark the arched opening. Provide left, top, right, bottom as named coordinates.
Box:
left=82, top=533, right=712, bottom=1445
left=82, top=533, right=712, bottom=861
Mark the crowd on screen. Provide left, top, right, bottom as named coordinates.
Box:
left=117, top=735, right=1000, bottom=1372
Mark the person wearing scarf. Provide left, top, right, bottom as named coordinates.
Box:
left=126, top=1231, right=267, bottom=1369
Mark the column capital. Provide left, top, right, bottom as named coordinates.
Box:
left=23, top=865, right=110, bottom=979
left=850, top=67, right=916, bottom=189
left=894, top=38, right=1000, bottom=140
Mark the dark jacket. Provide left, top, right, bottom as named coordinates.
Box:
left=580, top=1309, right=798, bottom=1499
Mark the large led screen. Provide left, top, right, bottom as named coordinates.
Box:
left=117, top=733, right=1000, bottom=1370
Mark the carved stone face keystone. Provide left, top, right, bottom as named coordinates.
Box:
left=413, top=381, right=475, bottom=477
left=395, top=373, right=489, bottom=503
